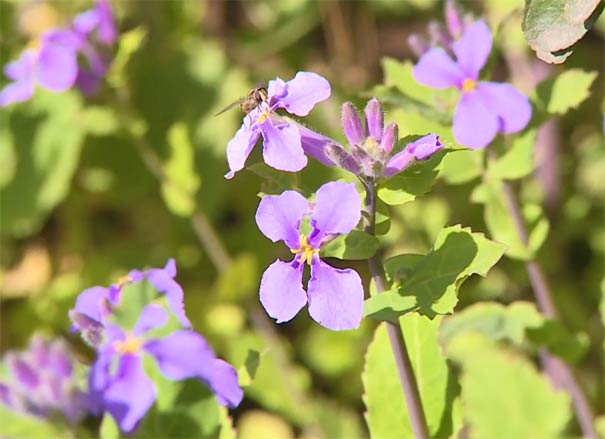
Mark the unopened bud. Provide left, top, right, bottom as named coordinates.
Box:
left=364, top=98, right=384, bottom=142
left=325, top=143, right=361, bottom=175
left=341, top=102, right=365, bottom=146
left=380, top=123, right=398, bottom=155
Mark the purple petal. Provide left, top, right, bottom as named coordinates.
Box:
left=4, top=50, right=35, bottom=80
left=452, top=20, right=492, bottom=79
left=259, top=260, right=307, bottom=324
left=144, top=330, right=216, bottom=381
left=260, top=119, right=307, bottom=172
left=96, top=0, right=117, bottom=45
left=413, top=48, right=465, bottom=89
left=48, top=340, right=73, bottom=379
left=310, top=182, right=361, bottom=241
left=365, top=98, right=384, bottom=141
left=325, top=143, right=361, bottom=174
left=147, top=270, right=190, bottom=327
left=87, top=346, right=115, bottom=414
left=341, top=102, right=365, bottom=145
left=296, top=122, right=338, bottom=166
left=7, top=356, right=39, bottom=391
left=383, top=150, right=414, bottom=178
left=103, top=354, right=156, bottom=433
left=380, top=122, right=398, bottom=155
left=36, top=42, right=78, bottom=92
left=72, top=286, right=112, bottom=323
left=307, top=260, right=364, bottom=330
left=407, top=133, right=443, bottom=159
left=0, top=78, right=35, bottom=107
left=133, top=305, right=169, bottom=335
left=163, top=258, right=177, bottom=277
left=73, top=10, right=100, bottom=36
left=453, top=90, right=499, bottom=149
left=207, top=359, right=243, bottom=408
left=274, top=71, right=331, bottom=116
left=225, top=120, right=260, bottom=179
left=445, top=0, right=464, bottom=39
left=255, top=190, right=309, bottom=249
left=477, top=82, right=532, bottom=134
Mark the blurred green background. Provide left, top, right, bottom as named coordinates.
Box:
left=0, top=0, right=603, bottom=437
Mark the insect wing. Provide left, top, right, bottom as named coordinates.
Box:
left=214, top=97, right=246, bottom=116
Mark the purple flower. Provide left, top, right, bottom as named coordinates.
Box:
left=323, top=98, right=443, bottom=178
left=225, top=71, right=331, bottom=178
left=255, top=181, right=364, bottom=330
left=89, top=304, right=243, bottom=433
left=0, top=335, right=87, bottom=424
left=0, top=30, right=80, bottom=107
left=72, top=0, right=116, bottom=95
left=69, top=259, right=191, bottom=347
left=413, top=20, right=532, bottom=149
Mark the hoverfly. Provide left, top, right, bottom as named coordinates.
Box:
left=214, top=85, right=268, bottom=116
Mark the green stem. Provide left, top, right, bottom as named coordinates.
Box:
left=362, top=177, right=429, bottom=439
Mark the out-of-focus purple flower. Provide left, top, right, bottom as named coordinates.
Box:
left=128, top=258, right=191, bottom=327
left=407, top=0, right=473, bottom=57
left=255, top=181, right=364, bottom=331
left=322, top=98, right=443, bottom=178
left=89, top=304, right=242, bottom=433
left=0, top=30, right=80, bottom=107
left=0, top=0, right=116, bottom=105
left=72, top=0, right=116, bottom=95
left=225, top=71, right=331, bottom=178
left=69, top=259, right=191, bottom=347
left=413, top=20, right=532, bottom=149
left=0, top=335, right=87, bottom=424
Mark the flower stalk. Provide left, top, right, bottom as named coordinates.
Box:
left=487, top=150, right=596, bottom=439
left=362, top=177, right=429, bottom=439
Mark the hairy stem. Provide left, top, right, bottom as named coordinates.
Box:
left=362, top=178, right=429, bottom=439
left=487, top=151, right=596, bottom=438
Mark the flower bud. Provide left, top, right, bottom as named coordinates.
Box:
left=325, top=143, right=361, bottom=175
left=407, top=133, right=443, bottom=159
left=445, top=0, right=464, bottom=40
left=407, top=34, right=429, bottom=57
left=364, top=98, right=384, bottom=142
left=428, top=21, right=451, bottom=47
left=380, top=122, right=398, bottom=155
left=383, top=150, right=414, bottom=178
left=341, top=102, right=365, bottom=145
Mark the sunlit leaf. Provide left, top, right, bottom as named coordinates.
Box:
left=365, top=225, right=506, bottom=320
left=320, top=230, right=379, bottom=260
left=363, top=315, right=459, bottom=439
left=445, top=332, right=571, bottom=438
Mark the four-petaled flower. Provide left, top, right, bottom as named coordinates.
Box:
left=69, top=258, right=191, bottom=347
left=225, top=71, right=331, bottom=178
left=255, top=181, right=364, bottom=330
left=413, top=20, right=531, bottom=149
left=88, top=304, right=243, bottom=433
left=0, top=0, right=116, bottom=106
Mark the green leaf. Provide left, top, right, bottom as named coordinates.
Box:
left=526, top=320, right=590, bottom=364
left=534, top=69, right=598, bottom=115
left=362, top=315, right=459, bottom=439
left=364, top=225, right=506, bottom=321
left=238, top=349, right=262, bottom=386
left=320, top=230, right=379, bottom=260
left=472, top=177, right=549, bottom=260
left=0, top=406, right=73, bottom=439
left=100, top=414, right=120, bottom=439
left=108, top=27, right=147, bottom=88
left=439, top=302, right=544, bottom=346
left=247, top=162, right=299, bottom=195
left=489, top=130, right=537, bottom=180
left=439, top=148, right=484, bottom=185
left=0, top=90, right=84, bottom=238
left=523, top=0, right=603, bottom=64
left=377, top=150, right=447, bottom=205
left=160, top=122, right=201, bottom=217
left=445, top=332, right=571, bottom=439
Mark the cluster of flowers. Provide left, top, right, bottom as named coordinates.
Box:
left=0, top=0, right=116, bottom=107
left=69, top=259, right=243, bottom=432
left=0, top=0, right=534, bottom=433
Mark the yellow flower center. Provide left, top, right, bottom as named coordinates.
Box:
left=462, top=78, right=477, bottom=93
left=114, top=334, right=143, bottom=355
left=256, top=106, right=271, bottom=123
left=116, top=275, right=132, bottom=287
left=364, top=136, right=379, bottom=155
left=291, top=235, right=318, bottom=266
